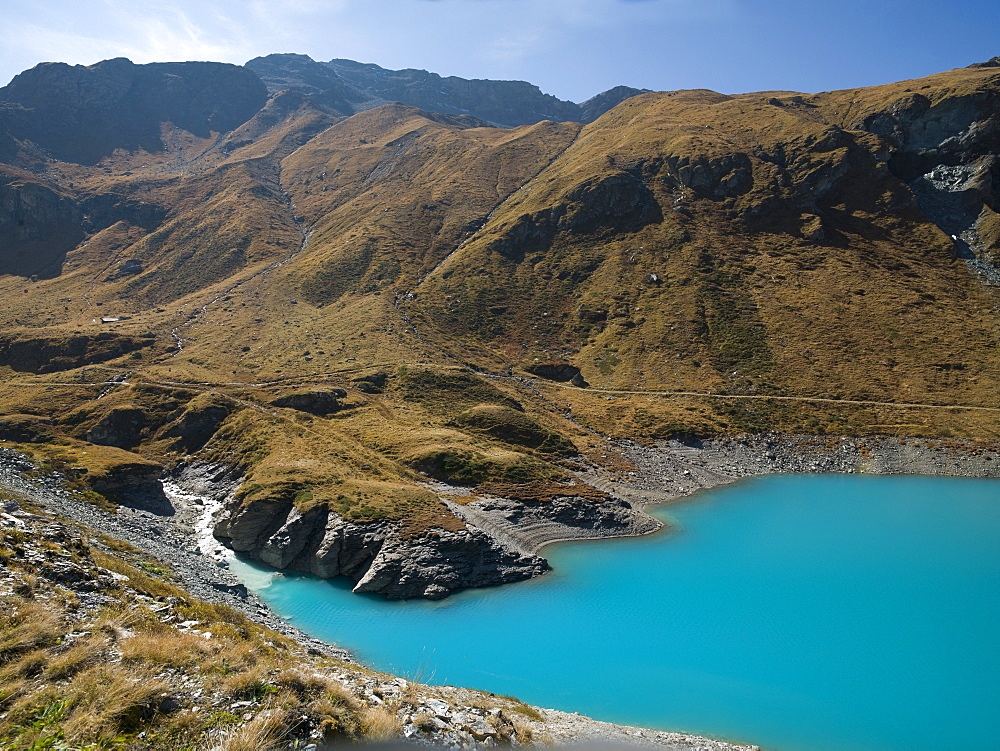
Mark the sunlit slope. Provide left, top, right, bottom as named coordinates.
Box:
left=278, top=105, right=581, bottom=302
left=408, top=67, right=1000, bottom=412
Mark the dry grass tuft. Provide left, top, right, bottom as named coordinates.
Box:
left=44, top=633, right=109, bottom=680
left=274, top=667, right=345, bottom=699
left=120, top=629, right=217, bottom=668
left=220, top=663, right=274, bottom=700
left=60, top=664, right=169, bottom=742
left=360, top=705, right=402, bottom=741
left=212, top=708, right=289, bottom=751
left=0, top=602, right=62, bottom=661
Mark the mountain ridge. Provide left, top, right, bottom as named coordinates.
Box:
left=0, top=54, right=997, bottom=603
left=246, top=52, right=651, bottom=126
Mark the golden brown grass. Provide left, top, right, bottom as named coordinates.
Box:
left=0, top=60, right=997, bottom=546
left=0, top=505, right=369, bottom=750
left=211, top=708, right=289, bottom=751
left=360, top=705, right=403, bottom=741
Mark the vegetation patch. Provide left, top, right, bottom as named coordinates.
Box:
left=395, top=366, right=522, bottom=415
left=406, top=446, right=557, bottom=486
left=452, top=404, right=577, bottom=455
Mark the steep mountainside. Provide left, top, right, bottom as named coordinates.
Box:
left=0, top=56, right=997, bottom=599
left=246, top=53, right=649, bottom=125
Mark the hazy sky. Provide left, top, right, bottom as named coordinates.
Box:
left=1, top=0, right=997, bottom=102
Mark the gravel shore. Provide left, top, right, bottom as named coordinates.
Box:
left=0, top=445, right=761, bottom=749
left=580, top=434, right=1000, bottom=518
left=3, top=433, right=996, bottom=749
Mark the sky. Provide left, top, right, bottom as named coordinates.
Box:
left=0, top=0, right=997, bottom=103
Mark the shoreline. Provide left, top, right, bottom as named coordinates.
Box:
left=553, top=433, right=1000, bottom=548
left=4, top=434, right=999, bottom=749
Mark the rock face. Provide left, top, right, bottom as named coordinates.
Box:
left=0, top=332, right=156, bottom=373
left=0, top=58, right=268, bottom=164
left=526, top=362, right=581, bottom=381
left=89, top=459, right=163, bottom=500
left=213, top=497, right=548, bottom=599
left=86, top=406, right=147, bottom=449
left=270, top=388, right=347, bottom=415
left=211, top=474, right=665, bottom=599
left=246, top=53, right=648, bottom=126
left=0, top=172, right=84, bottom=277
left=156, top=399, right=232, bottom=454
left=244, top=53, right=378, bottom=117
left=850, top=83, right=1000, bottom=283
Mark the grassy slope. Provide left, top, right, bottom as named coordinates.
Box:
left=0, top=65, right=997, bottom=528
left=409, top=67, right=1000, bottom=438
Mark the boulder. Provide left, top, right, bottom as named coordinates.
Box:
left=271, top=388, right=347, bottom=415
left=351, top=372, right=388, bottom=394
left=526, top=362, right=580, bottom=382
left=86, top=406, right=146, bottom=449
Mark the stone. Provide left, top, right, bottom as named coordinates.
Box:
left=426, top=699, right=451, bottom=717
left=464, top=718, right=497, bottom=741
left=526, top=362, right=580, bottom=382
left=270, top=389, right=346, bottom=415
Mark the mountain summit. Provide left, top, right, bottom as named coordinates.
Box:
left=245, top=53, right=650, bottom=125
left=0, top=55, right=997, bottom=600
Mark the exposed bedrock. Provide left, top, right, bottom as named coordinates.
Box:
left=452, top=491, right=662, bottom=553
left=212, top=495, right=550, bottom=599
left=211, top=484, right=658, bottom=599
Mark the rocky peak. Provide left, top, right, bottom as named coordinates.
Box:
left=244, top=53, right=647, bottom=127
left=0, top=58, right=268, bottom=164
left=579, top=85, right=652, bottom=122
left=967, top=56, right=1000, bottom=69
left=245, top=53, right=378, bottom=116
left=326, top=58, right=582, bottom=126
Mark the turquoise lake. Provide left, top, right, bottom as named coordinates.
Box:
left=228, top=474, right=1000, bottom=751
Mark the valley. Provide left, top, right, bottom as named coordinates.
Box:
left=0, top=51, right=998, bottom=749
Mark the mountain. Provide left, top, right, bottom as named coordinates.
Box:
left=246, top=52, right=650, bottom=125
left=0, top=56, right=997, bottom=601
left=0, top=57, right=267, bottom=164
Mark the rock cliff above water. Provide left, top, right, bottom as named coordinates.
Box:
left=0, top=54, right=997, bottom=605
left=212, top=477, right=659, bottom=599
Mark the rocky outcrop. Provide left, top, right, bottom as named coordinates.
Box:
left=852, top=84, right=1000, bottom=282
left=156, top=397, right=232, bottom=453
left=213, top=496, right=548, bottom=599
left=0, top=58, right=268, bottom=164
left=559, top=171, right=660, bottom=233
left=88, top=457, right=164, bottom=501
left=270, top=388, right=347, bottom=415
left=247, top=54, right=646, bottom=127
left=526, top=362, right=581, bottom=381
left=86, top=406, right=147, bottom=449
left=451, top=488, right=662, bottom=553
left=486, top=209, right=559, bottom=261
left=663, top=152, right=755, bottom=199
left=0, top=332, right=156, bottom=373
left=0, top=414, right=55, bottom=443
left=0, top=173, right=84, bottom=277
left=579, top=86, right=651, bottom=123
left=351, top=372, right=388, bottom=394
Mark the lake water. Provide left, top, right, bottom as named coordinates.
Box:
left=228, top=474, right=1000, bottom=751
